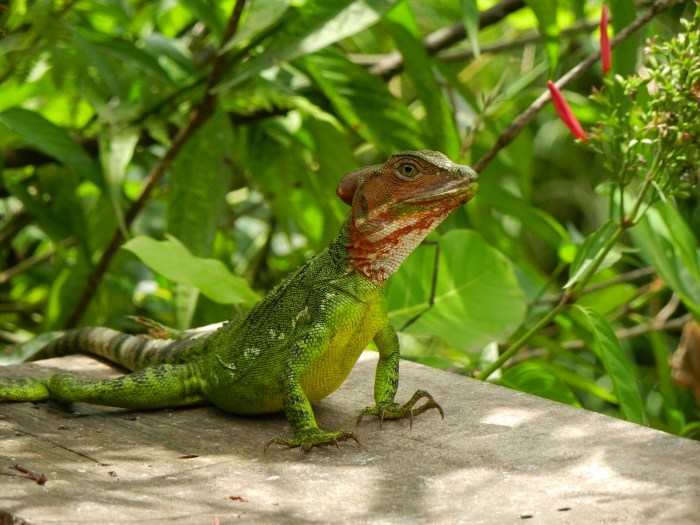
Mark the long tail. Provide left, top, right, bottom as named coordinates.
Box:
left=30, top=327, right=202, bottom=371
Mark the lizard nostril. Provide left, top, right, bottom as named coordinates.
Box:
left=457, top=166, right=478, bottom=181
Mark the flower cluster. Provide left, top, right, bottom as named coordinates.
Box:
left=587, top=9, right=700, bottom=198
left=548, top=5, right=699, bottom=199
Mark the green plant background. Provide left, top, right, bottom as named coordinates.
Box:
left=0, top=0, right=698, bottom=438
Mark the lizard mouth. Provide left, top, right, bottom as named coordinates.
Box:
left=402, top=174, right=479, bottom=206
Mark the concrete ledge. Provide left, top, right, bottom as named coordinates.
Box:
left=1, top=352, right=699, bottom=524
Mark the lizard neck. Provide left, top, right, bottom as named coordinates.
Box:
left=333, top=211, right=448, bottom=285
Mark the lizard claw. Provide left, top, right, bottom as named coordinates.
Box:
left=357, top=389, right=444, bottom=428
left=264, top=429, right=361, bottom=453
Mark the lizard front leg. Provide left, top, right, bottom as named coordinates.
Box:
left=265, top=328, right=360, bottom=452
left=358, top=320, right=444, bottom=426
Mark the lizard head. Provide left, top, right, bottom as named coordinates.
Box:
left=336, top=150, right=479, bottom=283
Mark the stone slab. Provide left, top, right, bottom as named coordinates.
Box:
left=0, top=352, right=699, bottom=524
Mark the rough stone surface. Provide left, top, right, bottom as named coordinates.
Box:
left=0, top=352, right=698, bottom=524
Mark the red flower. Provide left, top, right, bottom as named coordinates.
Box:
left=547, top=81, right=587, bottom=142
left=600, top=6, right=611, bottom=75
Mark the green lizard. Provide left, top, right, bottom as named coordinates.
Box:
left=0, top=150, right=478, bottom=451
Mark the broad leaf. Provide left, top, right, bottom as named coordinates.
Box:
left=0, top=107, right=103, bottom=189
left=460, top=0, right=481, bottom=59
left=609, top=0, right=638, bottom=76
left=500, top=362, right=581, bottom=406
left=216, top=0, right=399, bottom=92
left=123, top=236, right=260, bottom=306
left=387, top=230, right=526, bottom=353
left=478, top=181, right=568, bottom=248
left=99, top=127, right=139, bottom=236
left=630, top=202, right=700, bottom=317
left=573, top=306, right=646, bottom=424
left=384, top=1, right=460, bottom=157
left=301, top=50, right=424, bottom=153
left=565, top=220, right=619, bottom=289
left=167, top=109, right=235, bottom=327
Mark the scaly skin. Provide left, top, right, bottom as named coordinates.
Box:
left=0, top=151, right=478, bottom=451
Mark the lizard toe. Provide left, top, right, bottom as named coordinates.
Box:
left=264, top=429, right=361, bottom=453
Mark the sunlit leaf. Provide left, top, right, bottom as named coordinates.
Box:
left=0, top=107, right=103, bottom=189
left=384, top=1, right=460, bottom=157
left=301, top=50, right=424, bottom=153
left=387, top=230, right=526, bottom=353
left=167, top=109, right=235, bottom=327
left=500, top=362, right=580, bottom=406
left=123, top=236, right=260, bottom=306
left=99, top=127, right=139, bottom=236
left=216, top=0, right=399, bottom=92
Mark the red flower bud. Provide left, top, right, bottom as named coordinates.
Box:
left=600, top=6, right=611, bottom=75
left=547, top=81, right=587, bottom=141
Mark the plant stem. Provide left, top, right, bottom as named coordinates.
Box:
left=536, top=266, right=656, bottom=304
left=477, top=167, right=658, bottom=380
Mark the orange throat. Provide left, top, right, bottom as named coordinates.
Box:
left=347, top=208, right=450, bottom=284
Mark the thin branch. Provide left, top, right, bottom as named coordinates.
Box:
left=0, top=244, right=66, bottom=285
left=472, top=0, right=684, bottom=174
left=536, top=267, right=656, bottom=304
left=352, top=18, right=600, bottom=67
left=507, top=314, right=691, bottom=365
left=369, top=0, right=526, bottom=79
left=441, top=19, right=601, bottom=62
left=65, top=0, right=248, bottom=328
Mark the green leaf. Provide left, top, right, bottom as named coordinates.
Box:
left=123, top=236, right=260, bottom=306
left=478, top=181, right=568, bottom=248
left=99, top=127, right=139, bottom=236
left=500, top=362, right=580, bottom=406
left=524, top=0, right=560, bottom=73
left=141, top=33, right=196, bottom=77
left=220, top=0, right=293, bottom=53
left=180, top=0, right=225, bottom=41
left=542, top=362, right=618, bottom=404
left=167, top=109, right=233, bottom=258
left=0, top=107, right=103, bottom=189
left=460, top=0, right=481, bottom=59
left=565, top=220, right=619, bottom=289
left=573, top=306, right=646, bottom=424
left=301, top=50, right=424, bottom=153
left=167, top=109, right=234, bottom=327
left=609, top=0, right=638, bottom=76
left=70, top=29, right=128, bottom=100
left=657, top=201, right=700, bottom=286
left=217, top=0, right=400, bottom=92
left=98, top=39, right=174, bottom=83
left=304, top=116, right=357, bottom=242
left=387, top=230, right=526, bottom=353
left=3, top=176, right=73, bottom=241
left=630, top=202, right=700, bottom=317
left=384, top=1, right=460, bottom=157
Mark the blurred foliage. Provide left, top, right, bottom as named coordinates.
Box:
left=0, top=0, right=698, bottom=438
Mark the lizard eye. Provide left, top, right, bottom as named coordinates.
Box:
left=397, top=163, right=419, bottom=180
